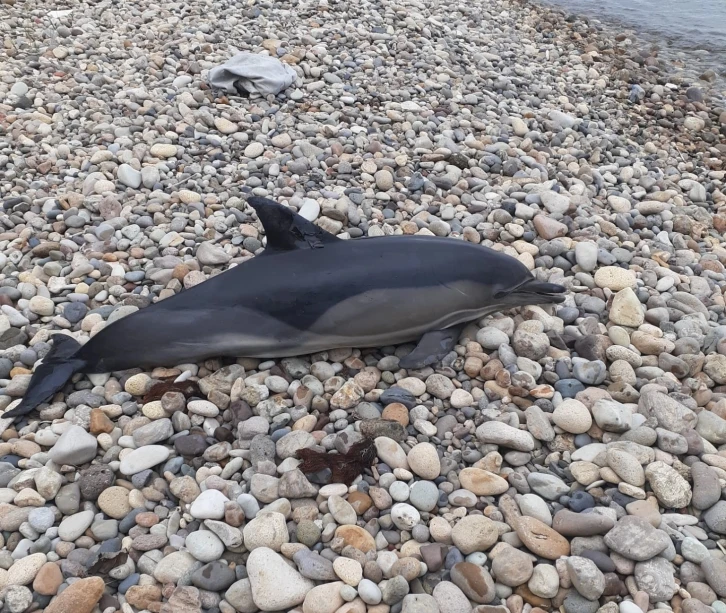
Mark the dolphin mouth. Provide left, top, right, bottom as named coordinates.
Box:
left=501, top=278, right=567, bottom=304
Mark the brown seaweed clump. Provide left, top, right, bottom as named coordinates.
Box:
left=142, top=380, right=201, bottom=404
left=297, top=438, right=377, bottom=486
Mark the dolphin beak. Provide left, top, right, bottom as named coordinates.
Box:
left=502, top=278, right=567, bottom=304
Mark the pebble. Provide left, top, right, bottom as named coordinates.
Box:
left=243, top=512, right=288, bottom=550
left=44, top=577, right=105, bottom=613
left=247, top=547, right=314, bottom=610
left=451, top=515, right=498, bottom=554
left=185, top=530, right=225, bottom=562
left=603, top=516, right=670, bottom=561
left=407, top=442, right=441, bottom=479
left=119, top=445, right=171, bottom=475
left=433, top=581, right=473, bottom=613
left=48, top=425, right=97, bottom=466
left=552, top=399, right=593, bottom=434
left=644, top=461, right=692, bottom=508
left=118, top=164, right=142, bottom=188
left=189, top=489, right=229, bottom=520
left=58, top=510, right=94, bottom=541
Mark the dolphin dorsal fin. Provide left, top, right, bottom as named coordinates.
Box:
left=246, top=197, right=340, bottom=253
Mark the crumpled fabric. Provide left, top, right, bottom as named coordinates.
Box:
left=207, top=52, right=297, bottom=96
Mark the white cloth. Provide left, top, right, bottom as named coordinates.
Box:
left=207, top=53, right=297, bottom=96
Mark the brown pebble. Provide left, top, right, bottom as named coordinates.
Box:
left=514, top=584, right=551, bottom=608
left=135, top=512, right=160, bottom=528
left=635, top=590, right=650, bottom=612
left=225, top=501, right=245, bottom=527
left=125, top=585, right=163, bottom=609
left=33, top=562, right=63, bottom=596
left=89, top=408, right=115, bottom=434
left=381, top=403, right=409, bottom=426
left=348, top=491, right=373, bottom=515
left=44, top=576, right=105, bottom=613
left=506, top=594, right=524, bottom=613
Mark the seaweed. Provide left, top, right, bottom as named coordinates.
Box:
left=296, top=437, right=377, bottom=486
left=142, top=380, right=201, bottom=404
left=82, top=550, right=128, bottom=581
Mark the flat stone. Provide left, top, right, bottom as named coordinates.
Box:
left=491, top=544, right=534, bottom=587
left=375, top=437, right=409, bottom=469
left=153, top=551, right=198, bottom=584
left=553, top=399, right=593, bottom=434
left=402, top=594, right=440, bottom=613
left=703, top=500, right=726, bottom=534
left=243, top=512, right=289, bottom=551
left=701, top=557, right=726, bottom=597
left=609, top=288, right=644, bottom=327
left=476, top=421, right=535, bottom=451
left=606, top=449, right=645, bottom=486
left=432, top=580, right=473, bottom=613
left=118, top=164, right=142, bottom=188
left=691, top=463, right=721, bottom=510
left=634, top=557, right=676, bottom=602
left=515, top=516, right=570, bottom=560
left=528, top=563, right=560, bottom=598
left=594, top=267, right=636, bottom=291
left=552, top=509, right=614, bottom=536
left=196, top=242, right=231, bottom=266
left=603, top=516, right=669, bottom=561
left=302, top=581, right=344, bottom=613
left=189, top=489, right=229, bottom=520
left=450, top=562, right=496, bottom=603
left=44, top=576, right=105, bottom=613
left=645, top=461, right=692, bottom=508
left=592, top=399, right=632, bottom=432
left=48, top=425, right=97, bottom=466
left=33, top=562, right=63, bottom=596
left=58, top=510, right=94, bottom=541
left=225, top=579, right=256, bottom=613
left=458, top=468, right=509, bottom=496
left=407, top=442, right=441, bottom=479
left=696, top=410, right=726, bottom=445
left=638, top=390, right=696, bottom=433
left=7, top=553, right=46, bottom=585
left=566, top=556, right=605, bottom=600
left=328, top=495, right=357, bottom=525
left=527, top=472, right=569, bottom=500
left=451, top=515, right=498, bottom=554
left=150, top=143, right=178, bottom=158
left=185, top=530, right=225, bottom=563
left=335, top=525, right=376, bottom=552
left=119, top=445, right=170, bottom=475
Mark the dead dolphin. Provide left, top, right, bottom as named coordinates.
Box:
left=4, top=197, right=565, bottom=417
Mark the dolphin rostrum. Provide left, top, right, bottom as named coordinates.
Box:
left=4, top=197, right=566, bottom=418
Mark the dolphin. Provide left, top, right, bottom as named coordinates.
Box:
left=3, top=197, right=565, bottom=418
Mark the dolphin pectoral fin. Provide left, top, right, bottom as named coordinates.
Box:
left=247, top=196, right=340, bottom=253
left=398, top=325, right=464, bottom=370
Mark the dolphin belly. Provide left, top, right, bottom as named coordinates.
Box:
left=79, top=306, right=311, bottom=371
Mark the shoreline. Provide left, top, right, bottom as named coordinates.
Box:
left=1, top=0, right=726, bottom=612
left=531, top=0, right=726, bottom=95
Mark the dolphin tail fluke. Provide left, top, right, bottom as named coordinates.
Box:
left=505, top=278, right=567, bottom=305
left=3, top=335, right=86, bottom=419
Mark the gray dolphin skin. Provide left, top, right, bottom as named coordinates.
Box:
left=4, top=196, right=565, bottom=418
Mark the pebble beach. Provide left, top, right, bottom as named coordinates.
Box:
left=1, top=0, right=726, bottom=612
